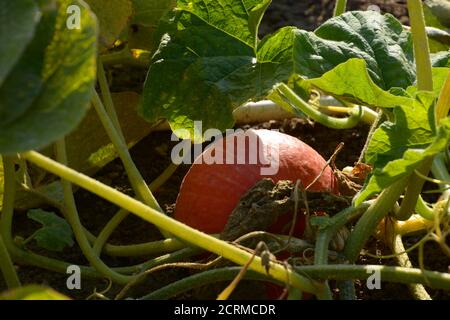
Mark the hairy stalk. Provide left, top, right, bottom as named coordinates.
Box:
left=275, top=84, right=363, bottom=129
left=22, top=151, right=328, bottom=298
left=358, top=109, right=382, bottom=163
left=92, top=92, right=173, bottom=241
left=314, top=202, right=371, bottom=264
left=294, top=264, right=450, bottom=290
left=396, top=0, right=435, bottom=220
left=92, top=209, right=128, bottom=256
left=0, top=159, right=189, bottom=281
left=314, top=202, right=371, bottom=300
left=55, top=140, right=134, bottom=284
left=114, top=247, right=202, bottom=275
left=333, top=0, right=347, bottom=16
left=140, top=267, right=279, bottom=300
left=92, top=93, right=161, bottom=212
left=0, top=157, right=102, bottom=279
left=391, top=234, right=431, bottom=300
left=407, top=0, right=433, bottom=92
left=100, top=238, right=185, bottom=257
left=345, top=178, right=409, bottom=262
left=396, top=159, right=433, bottom=221
left=93, top=163, right=179, bottom=256
left=0, top=233, right=20, bottom=288
left=97, top=61, right=124, bottom=141
left=142, top=262, right=450, bottom=300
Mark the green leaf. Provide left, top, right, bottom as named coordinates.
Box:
left=27, top=209, right=74, bottom=252
left=431, top=51, right=450, bottom=68
left=0, top=0, right=40, bottom=86
left=356, top=116, right=450, bottom=205
left=141, top=0, right=274, bottom=142
left=0, top=0, right=98, bottom=154
left=424, top=0, right=450, bottom=28
left=307, top=59, right=414, bottom=108
left=85, top=0, right=133, bottom=48
left=293, top=11, right=415, bottom=90
left=365, top=92, right=437, bottom=169
left=142, top=9, right=420, bottom=140
left=0, top=285, right=70, bottom=300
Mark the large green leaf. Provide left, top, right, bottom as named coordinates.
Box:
left=142, top=8, right=420, bottom=139
left=0, top=0, right=40, bottom=86
left=293, top=11, right=415, bottom=90
left=142, top=0, right=274, bottom=142
left=425, top=0, right=450, bottom=28
left=306, top=59, right=414, bottom=108
left=0, top=0, right=98, bottom=154
left=431, top=51, right=450, bottom=68
left=27, top=209, right=74, bottom=252
left=365, top=92, right=437, bottom=170
left=85, top=0, right=132, bottom=48
left=356, top=116, right=450, bottom=205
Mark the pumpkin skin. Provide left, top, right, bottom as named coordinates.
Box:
left=174, top=129, right=339, bottom=235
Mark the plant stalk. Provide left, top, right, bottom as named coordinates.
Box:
left=333, top=0, right=347, bottom=17
left=0, top=233, right=20, bottom=288
left=275, top=84, right=363, bottom=129
left=55, top=140, right=134, bottom=284
left=395, top=0, right=436, bottom=220
left=391, top=234, right=431, bottom=300
left=22, top=150, right=327, bottom=298
left=345, top=178, right=409, bottom=262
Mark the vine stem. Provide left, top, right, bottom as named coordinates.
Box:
left=97, top=61, right=124, bottom=141
left=55, top=140, right=134, bottom=284
left=0, top=157, right=185, bottom=280
left=294, top=264, right=450, bottom=290
left=407, top=0, right=433, bottom=92
left=0, top=234, right=20, bottom=288
left=391, top=234, right=431, bottom=300
left=314, top=202, right=371, bottom=300
left=92, top=91, right=172, bottom=240
left=395, top=0, right=435, bottom=220
left=141, top=263, right=450, bottom=300
left=314, top=202, right=372, bottom=265
left=275, top=84, right=363, bottom=129
left=92, top=92, right=161, bottom=212
left=344, top=178, right=409, bottom=262
left=22, top=151, right=328, bottom=298
left=140, top=267, right=280, bottom=300
left=92, top=163, right=180, bottom=256
left=0, top=156, right=103, bottom=280
left=333, top=0, right=347, bottom=17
